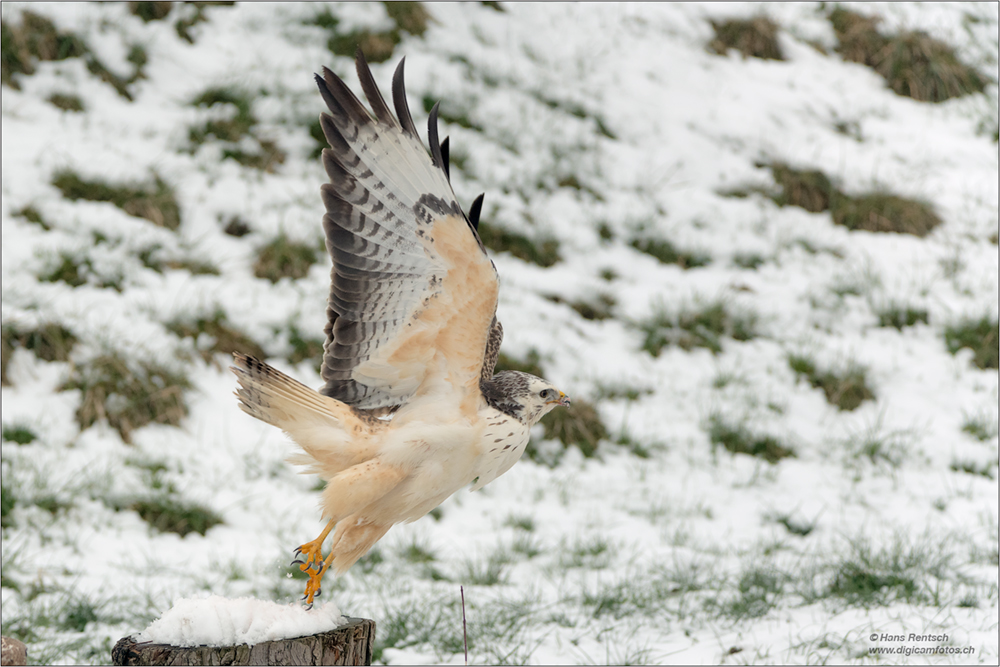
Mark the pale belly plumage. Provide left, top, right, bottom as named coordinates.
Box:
left=359, top=404, right=530, bottom=525
left=469, top=406, right=532, bottom=492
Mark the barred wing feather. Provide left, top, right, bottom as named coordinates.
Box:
left=316, top=53, right=499, bottom=414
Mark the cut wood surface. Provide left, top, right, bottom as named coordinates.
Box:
left=111, top=617, right=374, bottom=666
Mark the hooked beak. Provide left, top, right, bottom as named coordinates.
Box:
left=548, top=391, right=571, bottom=408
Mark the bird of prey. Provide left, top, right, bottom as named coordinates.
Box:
left=231, top=50, right=570, bottom=605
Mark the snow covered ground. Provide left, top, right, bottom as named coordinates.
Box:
left=2, top=2, right=997, bottom=664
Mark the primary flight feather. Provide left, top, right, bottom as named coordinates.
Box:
left=231, top=50, right=570, bottom=604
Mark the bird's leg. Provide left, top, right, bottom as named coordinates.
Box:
left=292, top=518, right=336, bottom=605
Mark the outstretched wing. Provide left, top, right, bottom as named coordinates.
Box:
left=317, top=51, right=499, bottom=414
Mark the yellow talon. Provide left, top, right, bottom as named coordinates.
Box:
left=295, top=519, right=336, bottom=605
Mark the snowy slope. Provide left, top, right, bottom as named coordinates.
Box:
left=2, top=2, right=997, bottom=664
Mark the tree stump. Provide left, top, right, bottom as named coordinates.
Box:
left=111, top=617, right=374, bottom=666
left=1, top=636, right=28, bottom=666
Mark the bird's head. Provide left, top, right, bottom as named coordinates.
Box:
left=486, top=371, right=570, bottom=426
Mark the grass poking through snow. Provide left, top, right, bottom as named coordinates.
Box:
left=707, top=413, right=796, bottom=463
left=253, top=234, right=319, bottom=283
left=944, top=315, right=999, bottom=370
left=640, top=299, right=758, bottom=356
left=829, top=7, right=989, bottom=103
left=61, top=353, right=190, bottom=443
left=52, top=170, right=181, bottom=231
left=788, top=354, right=876, bottom=411
left=708, top=16, right=785, bottom=61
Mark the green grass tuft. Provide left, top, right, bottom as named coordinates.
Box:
left=3, top=321, right=78, bottom=385
left=308, top=2, right=432, bottom=64
left=1, top=484, right=16, bottom=528
left=3, top=425, right=37, bottom=445
left=875, top=303, right=929, bottom=330
left=398, top=537, right=438, bottom=564
left=569, top=295, right=616, bottom=321
left=62, top=353, right=190, bottom=443
left=583, top=560, right=710, bottom=620
left=4, top=323, right=77, bottom=366
left=504, top=513, right=535, bottom=532
left=544, top=293, right=616, bottom=321
left=52, top=170, right=181, bottom=230
left=123, top=496, right=223, bottom=536
left=540, top=397, right=608, bottom=458
left=383, top=2, right=431, bottom=37
left=593, top=382, right=651, bottom=402
left=733, top=252, right=766, bottom=270
left=509, top=533, right=542, bottom=559
left=12, top=205, right=51, bottom=230
left=733, top=162, right=943, bottom=237
left=461, top=548, right=511, bottom=586
left=961, top=411, right=998, bottom=442
left=477, top=221, right=560, bottom=268
left=944, top=315, right=999, bottom=370
left=829, top=7, right=988, bottom=103
left=832, top=192, right=941, bottom=237
left=61, top=599, right=100, bottom=632
left=824, top=535, right=947, bottom=607
left=640, top=300, right=758, bottom=357
left=768, top=163, right=837, bottom=212
left=190, top=87, right=254, bottom=141
left=708, top=16, right=785, bottom=61
left=168, top=311, right=267, bottom=364
left=630, top=236, right=711, bottom=269
left=560, top=535, right=614, bottom=569
left=253, top=234, right=319, bottom=283
left=39, top=254, right=88, bottom=288
left=707, top=414, right=795, bottom=463
left=128, top=2, right=173, bottom=22
left=2, top=11, right=143, bottom=98
left=842, top=415, right=913, bottom=469
left=47, top=92, right=84, bottom=112
left=2, top=11, right=88, bottom=89
left=723, top=566, right=784, bottom=619
left=287, top=324, right=325, bottom=373
left=370, top=593, right=462, bottom=664
left=189, top=87, right=285, bottom=172
left=773, top=513, right=815, bottom=537
left=789, top=355, right=875, bottom=411
left=949, top=458, right=997, bottom=480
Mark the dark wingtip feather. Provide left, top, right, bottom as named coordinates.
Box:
left=440, top=136, right=450, bottom=182
left=391, top=57, right=419, bottom=138
left=468, top=193, right=485, bottom=230
left=428, top=101, right=444, bottom=170
left=316, top=65, right=372, bottom=126
left=315, top=70, right=340, bottom=116
left=354, top=48, right=395, bottom=126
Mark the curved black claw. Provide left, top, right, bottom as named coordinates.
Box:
left=314, top=588, right=321, bottom=598
left=291, top=559, right=304, bottom=566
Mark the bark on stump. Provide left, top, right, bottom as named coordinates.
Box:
left=1, top=636, right=28, bottom=666
left=111, top=617, right=374, bottom=666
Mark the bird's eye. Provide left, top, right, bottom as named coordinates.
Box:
left=540, top=389, right=555, bottom=400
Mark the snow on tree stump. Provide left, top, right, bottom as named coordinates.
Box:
left=111, top=616, right=374, bottom=666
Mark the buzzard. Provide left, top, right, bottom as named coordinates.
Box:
left=232, top=50, right=570, bottom=605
